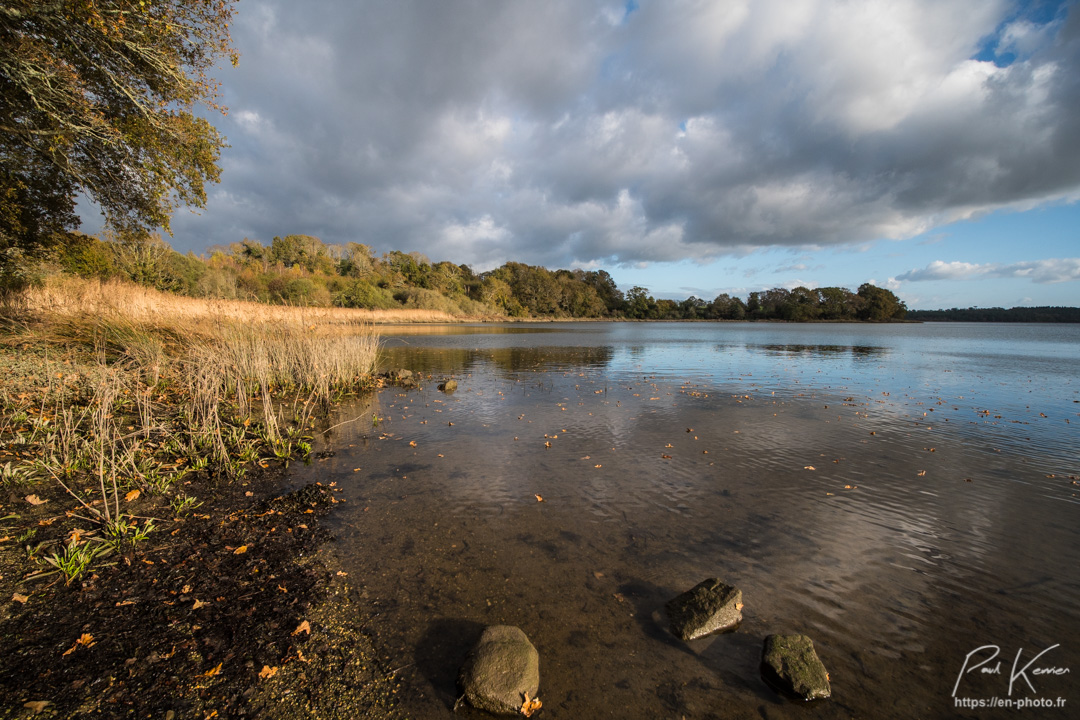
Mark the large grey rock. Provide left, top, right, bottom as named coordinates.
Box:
left=665, top=578, right=743, bottom=641
left=761, top=634, right=831, bottom=700
left=459, top=625, right=539, bottom=715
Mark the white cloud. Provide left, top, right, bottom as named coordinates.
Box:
left=130, top=0, right=1080, bottom=274
left=898, top=258, right=1080, bottom=284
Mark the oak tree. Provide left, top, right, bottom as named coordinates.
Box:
left=1, top=0, right=237, bottom=289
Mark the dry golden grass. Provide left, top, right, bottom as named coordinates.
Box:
left=24, top=276, right=470, bottom=327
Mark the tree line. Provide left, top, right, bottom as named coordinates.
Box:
left=906, top=307, right=1080, bottom=323
left=55, top=230, right=910, bottom=321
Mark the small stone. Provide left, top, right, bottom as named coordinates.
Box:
left=665, top=578, right=743, bottom=641
left=438, top=379, right=458, bottom=393
left=761, top=634, right=831, bottom=700
left=459, top=625, right=539, bottom=715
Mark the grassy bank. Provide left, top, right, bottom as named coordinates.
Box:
left=0, top=277, right=403, bottom=717
left=2, top=275, right=381, bottom=584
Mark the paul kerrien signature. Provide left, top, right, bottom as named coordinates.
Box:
left=953, top=644, right=1071, bottom=697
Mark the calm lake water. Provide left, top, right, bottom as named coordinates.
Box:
left=291, top=322, right=1079, bottom=719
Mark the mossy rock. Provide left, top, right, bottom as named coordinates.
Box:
left=761, top=633, right=831, bottom=700
left=664, top=578, right=743, bottom=641
left=438, top=379, right=458, bottom=393
left=459, top=625, right=539, bottom=715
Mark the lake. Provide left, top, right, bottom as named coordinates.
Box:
left=290, top=322, right=1079, bottom=718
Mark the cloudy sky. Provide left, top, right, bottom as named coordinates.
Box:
left=84, top=0, right=1080, bottom=309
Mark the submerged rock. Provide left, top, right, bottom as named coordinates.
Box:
left=459, top=625, right=540, bottom=715
left=665, top=578, right=743, bottom=641
left=438, top=379, right=458, bottom=393
left=760, top=633, right=831, bottom=700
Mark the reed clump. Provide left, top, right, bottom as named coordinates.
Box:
left=1, top=276, right=380, bottom=582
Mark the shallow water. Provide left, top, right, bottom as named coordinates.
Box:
left=290, top=323, right=1079, bottom=718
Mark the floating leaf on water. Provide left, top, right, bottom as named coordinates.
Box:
left=917, top=470, right=927, bottom=476
left=534, top=494, right=544, bottom=502
left=804, top=466, right=816, bottom=470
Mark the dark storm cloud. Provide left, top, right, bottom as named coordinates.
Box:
left=157, top=0, right=1080, bottom=270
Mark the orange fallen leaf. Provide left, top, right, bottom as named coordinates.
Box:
left=534, top=494, right=544, bottom=502
left=917, top=470, right=926, bottom=476
left=203, top=662, right=222, bottom=677
left=233, top=545, right=248, bottom=555
left=193, top=599, right=209, bottom=609
left=25, top=495, right=47, bottom=506
left=258, top=665, right=278, bottom=679
left=520, top=691, right=542, bottom=717
left=292, top=620, right=311, bottom=636
left=804, top=466, right=815, bottom=470
left=62, top=633, right=96, bottom=656
left=124, top=489, right=140, bottom=502
left=12, top=592, right=29, bottom=604
left=409, top=441, right=417, bottom=447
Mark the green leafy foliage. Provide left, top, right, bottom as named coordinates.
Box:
left=1, top=0, right=238, bottom=290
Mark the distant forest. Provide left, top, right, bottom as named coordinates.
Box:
left=907, top=307, right=1080, bottom=322
left=56, top=232, right=914, bottom=321
left=67, top=231, right=1080, bottom=324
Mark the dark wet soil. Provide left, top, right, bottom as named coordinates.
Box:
left=0, top=466, right=402, bottom=719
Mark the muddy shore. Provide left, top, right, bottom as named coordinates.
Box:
left=0, top=460, right=402, bottom=719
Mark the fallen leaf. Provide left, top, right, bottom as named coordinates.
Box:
left=534, top=494, right=544, bottom=502
left=23, top=701, right=51, bottom=714
left=520, top=691, right=542, bottom=717
left=25, top=495, right=47, bottom=506
left=409, top=440, right=417, bottom=447
left=125, top=489, right=141, bottom=502
left=182, top=584, right=192, bottom=594
left=203, top=662, right=222, bottom=677
left=804, top=466, right=816, bottom=470
left=62, top=633, right=96, bottom=656
left=917, top=470, right=926, bottom=477
left=233, top=545, right=248, bottom=555
left=12, top=592, right=29, bottom=604
left=335, top=571, right=348, bottom=577
left=258, top=665, right=278, bottom=679
left=292, top=620, right=311, bottom=636
left=193, top=599, right=209, bottom=609
left=115, top=600, right=135, bottom=607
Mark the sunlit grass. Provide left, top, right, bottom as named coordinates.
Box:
left=2, top=276, right=383, bottom=580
